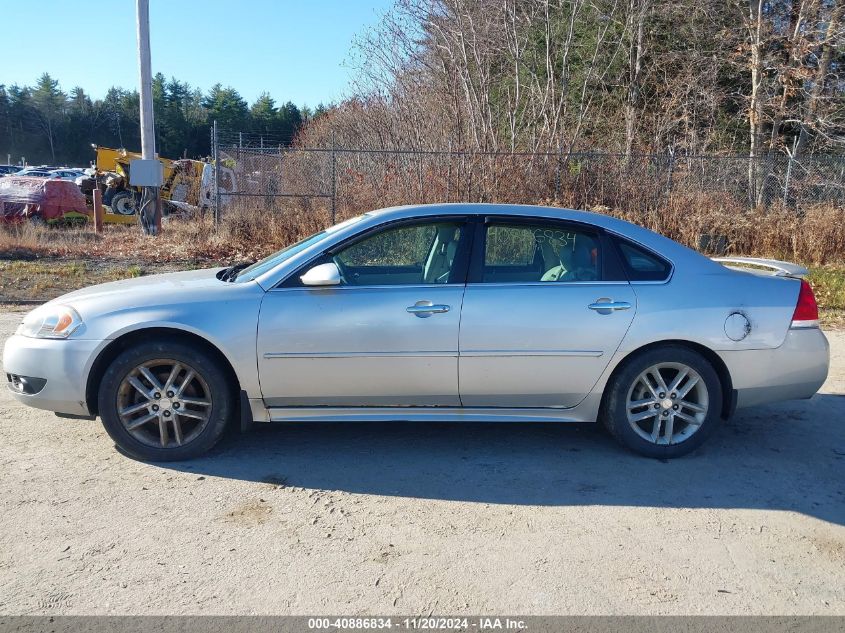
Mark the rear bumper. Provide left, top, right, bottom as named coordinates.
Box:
left=2, top=334, right=102, bottom=416
left=720, top=327, right=830, bottom=410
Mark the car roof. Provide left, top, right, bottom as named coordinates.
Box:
left=369, top=202, right=628, bottom=227
left=367, top=202, right=705, bottom=260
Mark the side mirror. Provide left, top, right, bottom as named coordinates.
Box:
left=300, top=262, right=341, bottom=286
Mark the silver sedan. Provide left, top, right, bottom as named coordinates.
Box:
left=3, top=204, right=830, bottom=460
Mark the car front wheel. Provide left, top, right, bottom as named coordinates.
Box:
left=601, top=345, right=723, bottom=458
left=97, top=340, right=235, bottom=461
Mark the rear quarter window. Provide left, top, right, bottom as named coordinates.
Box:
left=616, top=240, right=671, bottom=282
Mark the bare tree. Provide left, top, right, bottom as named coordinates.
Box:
left=624, top=0, right=649, bottom=159
left=796, top=0, right=844, bottom=156
left=31, top=73, right=67, bottom=164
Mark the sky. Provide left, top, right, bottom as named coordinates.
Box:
left=2, top=0, right=394, bottom=107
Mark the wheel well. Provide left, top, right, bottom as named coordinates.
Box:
left=601, top=340, right=735, bottom=419
left=85, top=327, right=241, bottom=416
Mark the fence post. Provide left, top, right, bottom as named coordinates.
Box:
left=213, top=120, right=221, bottom=228
left=555, top=140, right=562, bottom=201
left=446, top=141, right=452, bottom=202
left=92, top=188, right=103, bottom=234
left=783, top=136, right=798, bottom=208
left=665, top=148, right=676, bottom=194
left=330, top=133, right=337, bottom=224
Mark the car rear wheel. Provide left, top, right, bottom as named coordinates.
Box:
left=601, top=345, right=723, bottom=458
left=98, top=340, right=235, bottom=461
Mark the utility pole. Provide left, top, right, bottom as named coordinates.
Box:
left=137, top=0, right=155, bottom=161
left=134, top=0, right=162, bottom=235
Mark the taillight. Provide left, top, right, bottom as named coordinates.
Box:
left=791, top=279, right=819, bottom=328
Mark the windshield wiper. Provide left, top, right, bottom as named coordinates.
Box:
left=217, top=261, right=253, bottom=282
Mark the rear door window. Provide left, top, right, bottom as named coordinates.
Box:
left=481, top=221, right=601, bottom=283
left=616, top=240, right=671, bottom=281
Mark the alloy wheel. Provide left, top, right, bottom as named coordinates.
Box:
left=625, top=362, right=709, bottom=445
left=116, top=359, right=213, bottom=448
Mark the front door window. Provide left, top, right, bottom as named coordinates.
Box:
left=334, top=221, right=465, bottom=286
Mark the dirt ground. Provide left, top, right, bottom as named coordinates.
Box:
left=0, top=309, right=843, bottom=616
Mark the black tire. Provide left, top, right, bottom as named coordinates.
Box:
left=98, top=340, right=236, bottom=461
left=600, top=345, right=723, bottom=459
left=110, top=190, right=136, bottom=215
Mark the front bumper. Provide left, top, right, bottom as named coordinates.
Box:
left=720, top=327, right=830, bottom=410
left=2, top=333, right=103, bottom=416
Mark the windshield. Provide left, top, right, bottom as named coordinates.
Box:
left=233, top=214, right=367, bottom=282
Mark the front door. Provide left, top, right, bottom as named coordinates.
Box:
left=257, top=218, right=470, bottom=407
left=459, top=218, right=636, bottom=408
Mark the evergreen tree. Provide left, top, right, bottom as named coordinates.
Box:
left=203, top=84, right=249, bottom=134
left=0, top=75, right=306, bottom=164
left=276, top=101, right=303, bottom=141
left=250, top=93, right=278, bottom=135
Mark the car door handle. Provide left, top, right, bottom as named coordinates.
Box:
left=407, top=302, right=450, bottom=317
left=588, top=300, right=631, bottom=312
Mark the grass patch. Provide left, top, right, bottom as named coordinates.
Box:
left=0, top=260, right=87, bottom=299
left=2, top=260, right=88, bottom=278
left=0, top=259, right=161, bottom=302
left=809, top=265, right=845, bottom=327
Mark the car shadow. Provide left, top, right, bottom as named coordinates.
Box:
left=161, top=394, right=845, bottom=525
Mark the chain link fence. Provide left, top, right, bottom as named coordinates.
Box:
left=211, top=127, right=845, bottom=226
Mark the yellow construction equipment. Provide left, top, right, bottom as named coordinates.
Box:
left=92, top=145, right=227, bottom=218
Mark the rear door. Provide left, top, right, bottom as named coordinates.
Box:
left=458, top=217, right=636, bottom=408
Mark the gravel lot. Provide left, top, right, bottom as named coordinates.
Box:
left=0, top=308, right=843, bottom=615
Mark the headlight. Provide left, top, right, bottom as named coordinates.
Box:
left=17, top=305, right=83, bottom=339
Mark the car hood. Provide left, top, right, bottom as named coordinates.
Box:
left=54, top=267, right=222, bottom=302
left=46, top=267, right=242, bottom=319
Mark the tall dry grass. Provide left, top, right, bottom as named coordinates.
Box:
left=315, top=153, right=845, bottom=264
left=601, top=193, right=845, bottom=264
left=0, top=201, right=338, bottom=265
left=1, top=166, right=843, bottom=265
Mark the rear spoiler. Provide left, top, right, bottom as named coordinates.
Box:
left=712, top=257, right=808, bottom=278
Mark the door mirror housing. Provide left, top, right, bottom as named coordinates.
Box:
left=300, top=262, right=341, bottom=286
